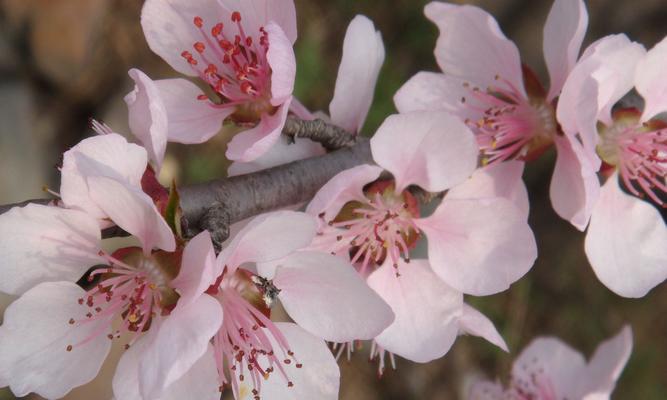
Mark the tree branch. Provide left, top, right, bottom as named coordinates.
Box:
left=0, top=138, right=373, bottom=248
left=282, top=116, right=357, bottom=150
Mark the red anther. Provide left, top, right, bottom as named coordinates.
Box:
left=245, top=37, right=253, bottom=46
left=219, top=39, right=234, bottom=52
left=194, top=42, right=206, bottom=53
left=235, top=35, right=241, bottom=45
left=194, top=16, right=204, bottom=28
left=212, top=22, right=224, bottom=36
left=205, top=63, right=218, bottom=75
left=240, top=81, right=254, bottom=94
left=181, top=50, right=192, bottom=59
left=223, top=54, right=231, bottom=64
left=287, top=381, right=294, bottom=388
left=231, top=11, right=242, bottom=22
left=197, top=94, right=208, bottom=101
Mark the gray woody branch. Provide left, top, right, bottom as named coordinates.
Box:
left=0, top=120, right=372, bottom=247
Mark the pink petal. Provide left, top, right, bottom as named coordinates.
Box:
left=218, top=211, right=317, bottom=274
left=0, top=282, right=111, bottom=399
left=141, top=0, right=224, bottom=76
left=459, top=303, right=508, bottom=352
left=305, top=164, right=383, bottom=223
left=329, top=15, right=385, bottom=133
left=238, top=322, right=339, bottom=400
left=370, top=111, right=478, bottom=193
left=153, top=78, right=232, bottom=144
left=171, top=230, right=217, bottom=306
left=446, top=160, right=529, bottom=220
left=87, top=176, right=175, bottom=253
left=113, top=338, right=220, bottom=400
left=416, top=197, right=537, bottom=295
left=60, top=133, right=147, bottom=222
left=225, top=98, right=291, bottom=162
left=584, top=175, right=667, bottom=297
left=139, top=295, right=223, bottom=399
left=272, top=251, right=394, bottom=342
left=543, top=0, right=588, bottom=101
left=366, top=260, right=462, bottom=363
left=636, top=36, right=667, bottom=122
left=126, top=68, right=168, bottom=168
left=550, top=136, right=600, bottom=230
left=467, top=381, right=505, bottom=399
left=265, top=22, right=296, bottom=106
left=579, top=325, right=632, bottom=397
left=393, top=72, right=482, bottom=122
left=512, top=337, right=587, bottom=399
left=228, top=136, right=325, bottom=176
left=0, top=204, right=102, bottom=295
left=219, top=0, right=297, bottom=44
left=425, top=2, right=525, bottom=97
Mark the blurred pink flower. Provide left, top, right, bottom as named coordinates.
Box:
left=138, top=0, right=298, bottom=161
left=468, top=326, right=633, bottom=400
left=555, top=35, right=667, bottom=297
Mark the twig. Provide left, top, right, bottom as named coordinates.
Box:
left=282, top=116, right=358, bottom=150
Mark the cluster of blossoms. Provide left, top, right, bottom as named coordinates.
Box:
left=0, top=0, right=664, bottom=398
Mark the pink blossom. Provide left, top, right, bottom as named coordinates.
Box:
left=555, top=35, right=667, bottom=297
left=468, top=326, right=633, bottom=400
left=308, top=111, right=537, bottom=296
left=394, top=0, right=588, bottom=220
left=228, top=14, right=385, bottom=176
left=139, top=0, right=298, bottom=162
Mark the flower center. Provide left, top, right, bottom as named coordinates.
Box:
left=66, top=248, right=178, bottom=351
left=598, top=109, right=667, bottom=206
left=462, top=74, right=557, bottom=166
left=182, top=12, right=273, bottom=120
left=316, top=181, right=420, bottom=276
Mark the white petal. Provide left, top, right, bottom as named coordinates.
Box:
left=584, top=175, right=667, bottom=297
left=87, top=176, right=175, bottom=253
left=228, top=136, right=325, bottom=177
left=226, top=99, right=291, bottom=162
left=0, top=204, right=101, bottom=295
left=329, top=15, right=385, bottom=133
left=0, top=282, right=111, bottom=399
left=139, top=295, right=223, bottom=398
left=459, top=303, right=508, bottom=352
left=237, top=322, right=339, bottom=400
left=171, top=230, right=217, bottom=306
left=265, top=22, right=296, bottom=105
left=220, top=0, right=297, bottom=44
left=126, top=68, right=168, bottom=168
left=366, top=260, right=462, bottom=363
left=370, top=111, right=478, bottom=193
left=60, top=133, right=147, bottom=221
left=636, top=36, right=667, bottom=122
left=578, top=325, right=633, bottom=397
left=273, top=251, right=394, bottom=342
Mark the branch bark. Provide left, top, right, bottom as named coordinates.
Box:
left=0, top=138, right=373, bottom=247
left=282, top=116, right=357, bottom=150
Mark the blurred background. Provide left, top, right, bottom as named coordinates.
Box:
left=1, top=0, right=666, bottom=398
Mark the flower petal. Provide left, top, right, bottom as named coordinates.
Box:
left=459, top=303, right=508, bottom=352
left=416, top=197, right=537, bottom=295
left=366, top=260, right=462, bottom=363
left=512, top=337, right=587, bottom=400
left=550, top=136, right=600, bottom=230
left=584, top=175, right=667, bottom=297
left=228, top=136, right=325, bottom=176
left=636, top=36, right=667, bottom=122
left=265, top=22, right=296, bottom=106
left=226, top=99, right=291, bottom=162
left=0, top=282, right=111, bottom=399
left=218, top=211, right=317, bottom=274
left=220, top=0, right=297, bottom=44
left=113, top=337, right=220, bottom=400
left=139, top=295, right=223, bottom=399
left=153, top=78, right=232, bottom=144
left=370, top=111, right=478, bottom=193
left=578, top=326, right=632, bottom=397
left=0, top=204, right=102, bottom=295
left=87, top=176, right=175, bottom=253
left=329, top=15, right=385, bottom=133
left=446, top=160, right=529, bottom=220
left=60, top=133, right=147, bottom=221
left=272, top=251, right=394, bottom=342
left=126, top=68, right=168, bottom=168
left=305, top=164, right=383, bottom=223
left=171, top=230, right=217, bottom=306
left=141, top=0, right=224, bottom=76
left=425, top=2, right=525, bottom=97
left=543, top=0, right=588, bottom=101
left=236, top=322, right=339, bottom=400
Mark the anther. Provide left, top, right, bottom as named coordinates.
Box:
left=194, top=16, right=204, bottom=28
left=231, top=11, right=242, bottom=22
